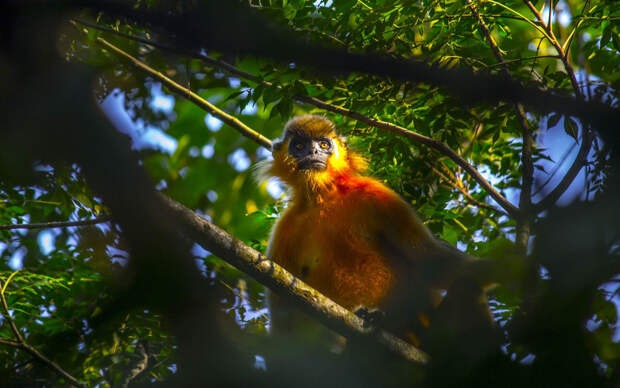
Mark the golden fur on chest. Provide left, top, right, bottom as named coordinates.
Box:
left=268, top=191, right=395, bottom=309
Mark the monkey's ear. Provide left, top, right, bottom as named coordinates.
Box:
left=337, top=136, right=348, bottom=146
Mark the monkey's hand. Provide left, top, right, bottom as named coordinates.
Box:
left=354, top=307, right=386, bottom=330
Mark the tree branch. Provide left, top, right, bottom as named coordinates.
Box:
left=0, top=216, right=111, bottom=231
left=521, top=0, right=594, bottom=211
left=120, top=342, right=148, bottom=388
left=466, top=0, right=533, bottom=251
left=425, top=162, right=507, bottom=215
left=161, top=194, right=429, bottom=364
left=73, top=19, right=518, bottom=218
left=72, top=19, right=429, bottom=365
left=69, top=21, right=272, bottom=150
left=294, top=95, right=518, bottom=217
left=0, top=280, right=85, bottom=387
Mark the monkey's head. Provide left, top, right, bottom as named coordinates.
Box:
left=257, top=115, right=367, bottom=195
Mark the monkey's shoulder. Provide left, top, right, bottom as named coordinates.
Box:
left=332, top=174, right=400, bottom=202
left=329, top=174, right=411, bottom=215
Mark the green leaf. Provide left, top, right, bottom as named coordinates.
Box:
left=547, top=113, right=561, bottom=129
left=563, top=117, right=579, bottom=141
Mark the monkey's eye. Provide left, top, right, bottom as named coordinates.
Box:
left=320, top=141, right=330, bottom=149
left=294, top=143, right=304, bottom=151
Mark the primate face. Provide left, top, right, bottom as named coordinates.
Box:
left=287, top=132, right=334, bottom=171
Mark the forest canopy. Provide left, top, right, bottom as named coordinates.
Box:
left=0, top=0, right=619, bottom=386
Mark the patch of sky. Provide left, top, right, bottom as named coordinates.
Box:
left=155, top=179, right=168, bottom=190
left=195, top=258, right=207, bottom=277
left=82, top=319, right=93, bottom=335
left=477, top=165, right=519, bottom=211
left=9, top=247, right=25, bottom=270
left=472, top=229, right=488, bottom=243
left=241, top=100, right=258, bottom=115
left=191, top=243, right=210, bottom=259
left=600, top=276, right=620, bottom=341
left=228, top=77, right=241, bottom=88
left=586, top=315, right=602, bottom=332
left=228, top=148, right=251, bottom=171
left=15, top=214, right=30, bottom=236
left=266, top=178, right=285, bottom=199
left=520, top=354, right=536, bottom=365
left=205, top=114, right=223, bottom=132
left=195, top=209, right=212, bottom=222
left=149, top=83, right=175, bottom=114
left=189, top=146, right=200, bottom=157
left=256, top=146, right=272, bottom=160
left=107, top=246, right=129, bottom=265
left=314, top=0, right=333, bottom=7
left=141, top=127, right=178, bottom=154
left=207, top=190, right=218, bottom=202
left=38, top=230, right=55, bottom=255
left=254, top=355, right=267, bottom=371
left=40, top=306, right=51, bottom=318
left=34, top=164, right=54, bottom=173
left=100, top=88, right=178, bottom=154
left=541, top=1, right=572, bottom=27
left=534, top=115, right=590, bottom=205
left=202, top=143, right=215, bottom=158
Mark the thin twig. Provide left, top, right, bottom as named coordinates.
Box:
left=120, top=342, right=148, bottom=388
left=0, top=216, right=111, bottom=231
left=425, top=162, right=506, bottom=215
left=0, top=280, right=85, bottom=387
left=293, top=96, right=519, bottom=217
left=72, top=19, right=519, bottom=218
left=521, top=0, right=594, bottom=211
left=522, top=0, right=581, bottom=94
left=487, top=55, right=560, bottom=68
left=468, top=0, right=535, bottom=251
left=0, top=281, right=24, bottom=343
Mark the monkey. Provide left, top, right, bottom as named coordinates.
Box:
left=259, top=114, right=498, bottom=351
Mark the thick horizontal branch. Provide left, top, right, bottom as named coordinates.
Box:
left=0, top=217, right=111, bottom=231
left=73, top=20, right=517, bottom=217
left=161, top=194, right=429, bottom=364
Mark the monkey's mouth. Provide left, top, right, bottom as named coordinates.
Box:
left=298, top=159, right=327, bottom=170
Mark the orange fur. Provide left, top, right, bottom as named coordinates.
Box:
left=264, top=116, right=437, bottom=319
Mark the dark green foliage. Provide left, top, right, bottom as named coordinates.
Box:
left=0, top=0, right=618, bottom=386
